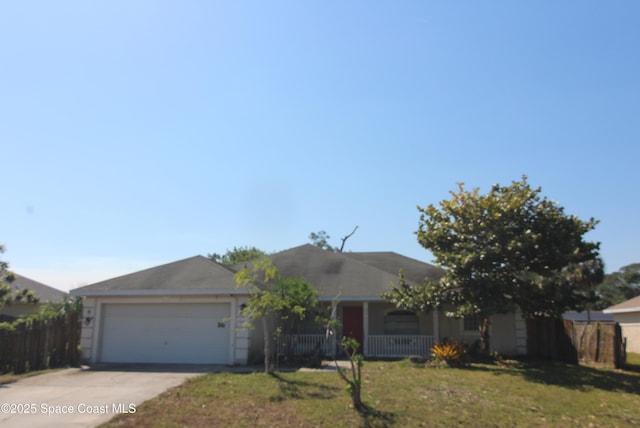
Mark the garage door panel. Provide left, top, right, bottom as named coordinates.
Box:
left=99, top=303, right=231, bottom=364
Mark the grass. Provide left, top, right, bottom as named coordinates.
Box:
left=0, top=368, right=62, bottom=385
left=626, top=352, right=640, bottom=372
left=102, top=358, right=640, bottom=428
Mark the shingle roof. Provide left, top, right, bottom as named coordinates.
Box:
left=70, top=246, right=444, bottom=299
left=10, top=274, right=68, bottom=302
left=266, top=244, right=443, bottom=299
left=71, top=256, right=244, bottom=296
left=344, top=251, right=443, bottom=285
left=603, top=295, right=640, bottom=314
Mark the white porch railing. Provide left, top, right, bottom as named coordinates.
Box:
left=367, top=335, right=433, bottom=358
left=278, top=334, right=434, bottom=359
left=278, top=334, right=334, bottom=357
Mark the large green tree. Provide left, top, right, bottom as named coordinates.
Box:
left=594, top=263, right=640, bottom=309
left=0, top=244, right=38, bottom=307
left=208, top=246, right=267, bottom=266
left=0, top=244, right=15, bottom=305
left=385, top=177, right=600, bottom=352
left=235, top=257, right=319, bottom=373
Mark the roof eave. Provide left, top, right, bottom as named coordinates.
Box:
left=70, top=289, right=250, bottom=297
left=603, top=307, right=640, bottom=314
left=317, top=296, right=386, bottom=302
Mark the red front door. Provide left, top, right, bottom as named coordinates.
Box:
left=342, top=306, right=364, bottom=351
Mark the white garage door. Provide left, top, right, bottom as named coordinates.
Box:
left=99, top=303, right=231, bottom=364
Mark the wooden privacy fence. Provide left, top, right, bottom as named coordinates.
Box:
left=0, top=312, right=81, bottom=374
left=527, top=318, right=625, bottom=369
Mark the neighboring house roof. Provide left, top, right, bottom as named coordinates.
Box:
left=71, top=256, right=245, bottom=297
left=10, top=274, right=67, bottom=302
left=266, top=244, right=443, bottom=300
left=603, top=295, right=640, bottom=314
left=562, top=311, right=614, bottom=322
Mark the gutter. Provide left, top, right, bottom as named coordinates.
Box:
left=69, top=288, right=251, bottom=297
left=602, top=307, right=640, bottom=315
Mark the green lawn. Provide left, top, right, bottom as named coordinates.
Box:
left=103, top=358, right=640, bottom=428
left=626, top=352, right=640, bottom=372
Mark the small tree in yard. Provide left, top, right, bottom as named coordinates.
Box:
left=384, top=176, right=601, bottom=353
left=235, top=257, right=319, bottom=373
left=336, top=336, right=364, bottom=411
left=271, top=276, right=321, bottom=362
left=321, top=305, right=367, bottom=412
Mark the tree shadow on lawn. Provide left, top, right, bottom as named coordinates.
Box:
left=358, top=403, right=397, bottom=428
left=624, top=360, right=640, bottom=374
left=464, top=359, right=640, bottom=394
left=268, top=373, right=396, bottom=427
left=268, top=372, right=340, bottom=401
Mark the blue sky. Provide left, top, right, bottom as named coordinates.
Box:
left=2, top=2, right=639, bottom=291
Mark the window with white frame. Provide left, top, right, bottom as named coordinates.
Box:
left=463, top=314, right=480, bottom=332
left=384, top=310, right=419, bottom=335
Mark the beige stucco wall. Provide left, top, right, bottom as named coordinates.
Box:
left=80, top=297, right=97, bottom=363
left=614, top=312, right=640, bottom=354
left=368, top=302, right=386, bottom=334
left=436, top=309, right=462, bottom=341
left=435, top=309, right=524, bottom=356
left=490, top=313, right=517, bottom=355
left=234, top=296, right=251, bottom=364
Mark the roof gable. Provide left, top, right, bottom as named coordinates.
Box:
left=71, top=256, right=243, bottom=296
left=10, top=274, right=68, bottom=302
left=604, top=295, right=640, bottom=314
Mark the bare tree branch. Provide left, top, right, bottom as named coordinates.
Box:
left=338, top=226, right=359, bottom=252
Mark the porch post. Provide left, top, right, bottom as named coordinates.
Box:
left=362, top=302, right=369, bottom=356
left=433, top=308, right=440, bottom=343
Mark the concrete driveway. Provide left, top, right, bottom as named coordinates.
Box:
left=0, top=365, right=212, bottom=428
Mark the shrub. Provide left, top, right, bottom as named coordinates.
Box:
left=336, top=337, right=364, bottom=411
left=431, top=340, right=468, bottom=367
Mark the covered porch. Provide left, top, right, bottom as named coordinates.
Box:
left=278, top=301, right=439, bottom=359
left=277, top=333, right=435, bottom=359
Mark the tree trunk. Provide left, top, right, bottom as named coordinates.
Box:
left=479, top=315, right=491, bottom=353
left=338, top=226, right=359, bottom=252
left=262, top=318, right=273, bottom=373
left=351, top=386, right=363, bottom=411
